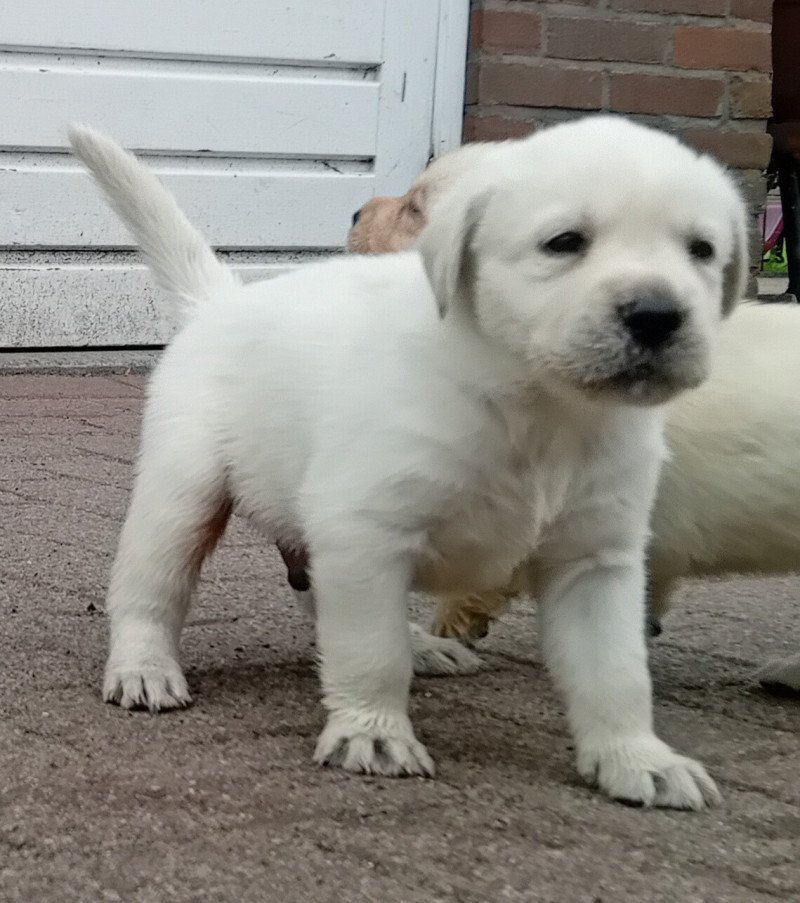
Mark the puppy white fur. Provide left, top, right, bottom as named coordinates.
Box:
left=655, top=303, right=800, bottom=692
left=352, top=142, right=800, bottom=695
left=70, top=116, right=746, bottom=808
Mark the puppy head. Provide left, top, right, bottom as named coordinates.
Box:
left=418, top=115, right=748, bottom=406
left=347, top=190, right=426, bottom=254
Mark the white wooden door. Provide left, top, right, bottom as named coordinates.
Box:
left=0, top=0, right=468, bottom=348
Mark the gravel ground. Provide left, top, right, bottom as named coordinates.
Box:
left=0, top=374, right=797, bottom=903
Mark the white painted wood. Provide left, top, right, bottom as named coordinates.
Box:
left=0, top=58, right=378, bottom=157
left=0, top=0, right=470, bottom=348
left=0, top=0, right=384, bottom=63
left=373, top=0, right=440, bottom=196
left=0, top=157, right=373, bottom=248
left=432, top=0, right=470, bottom=156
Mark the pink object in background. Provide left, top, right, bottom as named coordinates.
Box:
left=759, top=198, right=784, bottom=253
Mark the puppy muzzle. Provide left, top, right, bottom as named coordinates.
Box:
left=567, top=285, right=706, bottom=405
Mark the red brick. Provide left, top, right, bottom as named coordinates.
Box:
left=730, top=0, right=773, bottom=23
left=478, top=8, right=541, bottom=53
left=609, top=72, right=724, bottom=116
left=479, top=60, right=603, bottom=109
left=610, top=0, right=726, bottom=14
left=674, top=27, right=772, bottom=73
left=464, top=113, right=537, bottom=142
left=730, top=76, right=773, bottom=119
left=546, top=17, right=669, bottom=64
left=681, top=128, right=773, bottom=168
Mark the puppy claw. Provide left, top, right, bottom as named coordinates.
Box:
left=103, top=660, right=191, bottom=712
left=578, top=734, right=721, bottom=810
left=409, top=623, right=483, bottom=676
left=314, top=711, right=434, bottom=777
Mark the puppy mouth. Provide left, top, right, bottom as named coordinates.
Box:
left=540, top=323, right=709, bottom=406
left=580, top=360, right=702, bottom=405
left=575, top=341, right=708, bottom=404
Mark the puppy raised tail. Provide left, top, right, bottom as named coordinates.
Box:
left=68, top=125, right=237, bottom=323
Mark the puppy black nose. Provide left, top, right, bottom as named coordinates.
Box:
left=351, top=209, right=361, bottom=226
left=618, top=295, right=684, bottom=350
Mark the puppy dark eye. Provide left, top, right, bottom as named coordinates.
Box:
left=689, top=238, right=714, bottom=260
left=543, top=231, right=588, bottom=255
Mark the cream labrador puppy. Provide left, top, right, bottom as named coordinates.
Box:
left=70, top=115, right=746, bottom=808
left=350, top=142, right=800, bottom=695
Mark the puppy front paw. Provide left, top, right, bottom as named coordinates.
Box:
left=103, top=657, right=191, bottom=712
left=577, top=734, right=721, bottom=810
left=409, top=623, right=483, bottom=675
left=757, top=654, right=800, bottom=694
left=314, top=710, right=434, bottom=777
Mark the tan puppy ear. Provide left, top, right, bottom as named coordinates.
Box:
left=721, top=189, right=750, bottom=317
left=405, top=184, right=427, bottom=219
left=392, top=185, right=428, bottom=250
left=416, top=189, right=491, bottom=318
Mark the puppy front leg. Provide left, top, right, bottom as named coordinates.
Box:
left=537, top=557, right=721, bottom=809
left=312, top=546, right=434, bottom=777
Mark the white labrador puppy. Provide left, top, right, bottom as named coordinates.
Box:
left=352, top=144, right=800, bottom=696
left=70, top=115, right=746, bottom=808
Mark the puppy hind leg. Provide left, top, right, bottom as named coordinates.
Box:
left=104, top=438, right=231, bottom=712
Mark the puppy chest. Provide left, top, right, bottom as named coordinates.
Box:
left=416, top=467, right=560, bottom=593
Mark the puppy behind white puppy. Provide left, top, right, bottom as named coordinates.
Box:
left=70, top=116, right=746, bottom=808
left=348, top=141, right=519, bottom=254
left=653, top=302, right=800, bottom=693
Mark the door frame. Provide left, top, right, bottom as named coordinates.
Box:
left=432, top=0, right=470, bottom=158
left=373, top=0, right=469, bottom=196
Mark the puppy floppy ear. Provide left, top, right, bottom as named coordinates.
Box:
left=416, top=189, right=491, bottom=318
left=404, top=184, right=426, bottom=219
left=721, top=197, right=750, bottom=317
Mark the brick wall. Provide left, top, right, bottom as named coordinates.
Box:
left=465, top=0, right=774, bottom=286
